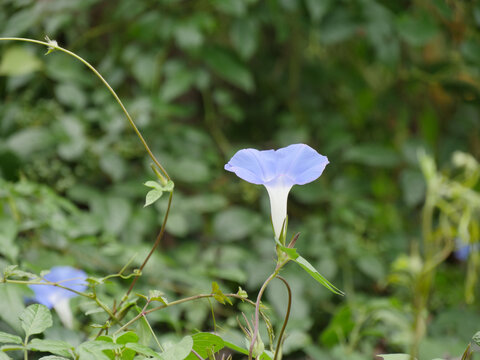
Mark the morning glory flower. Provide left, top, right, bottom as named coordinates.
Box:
left=225, top=144, right=329, bottom=240
left=454, top=238, right=480, bottom=261
left=29, top=266, right=87, bottom=328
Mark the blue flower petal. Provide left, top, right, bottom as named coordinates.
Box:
left=29, top=266, right=87, bottom=309
left=275, top=144, right=329, bottom=185
left=225, top=148, right=277, bottom=184
left=225, top=144, right=328, bottom=186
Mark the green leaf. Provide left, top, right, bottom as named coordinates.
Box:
left=0, top=284, right=27, bottom=333
left=472, top=331, right=480, bottom=346
left=148, top=290, right=168, bottom=305
left=28, top=339, right=73, bottom=358
left=184, top=333, right=224, bottom=360
left=124, top=343, right=160, bottom=358
left=159, top=336, right=193, bottom=360
left=223, top=340, right=248, bottom=355
left=0, top=332, right=22, bottom=344
left=0, top=219, right=19, bottom=262
left=211, top=282, right=232, bottom=305
left=213, top=207, right=262, bottom=242
left=160, top=71, right=195, bottom=102
left=344, top=144, right=400, bottom=167
left=144, top=190, right=163, bottom=207
left=20, top=304, right=53, bottom=338
left=396, top=13, right=439, bottom=47
left=293, top=256, right=344, bottom=295
left=377, top=355, right=415, bottom=360
left=230, top=19, right=258, bottom=59
left=38, top=357, right=70, bottom=360
left=76, top=341, right=122, bottom=360
left=0, top=352, right=12, bottom=360
left=0, top=46, right=42, bottom=76
left=201, top=47, right=254, bottom=92
left=144, top=181, right=162, bottom=190
left=115, top=332, right=139, bottom=345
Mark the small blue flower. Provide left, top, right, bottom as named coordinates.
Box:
left=454, top=238, right=480, bottom=261
left=29, top=266, right=87, bottom=328
left=225, top=144, right=329, bottom=240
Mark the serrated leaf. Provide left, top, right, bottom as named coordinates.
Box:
left=148, top=290, right=168, bottom=305
left=184, top=333, right=224, bottom=360
left=124, top=343, right=160, bottom=358
left=3, top=265, right=36, bottom=280
left=28, top=339, right=73, bottom=358
left=20, top=304, right=53, bottom=338
left=144, top=190, right=163, bottom=207
left=0, top=331, right=22, bottom=344
left=472, top=331, right=480, bottom=346
left=211, top=282, right=232, bottom=305
left=293, top=256, right=344, bottom=296
left=159, top=336, right=193, bottom=360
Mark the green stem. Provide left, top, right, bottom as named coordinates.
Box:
left=273, top=276, right=291, bottom=360
left=125, top=192, right=173, bottom=298
left=114, top=293, right=253, bottom=335
left=249, top=260, right=289, bottom=360
left=5, top=278, right=117, bottom=320
left=0, top=37, right=169, bottom=180
left=24, top=335, right=29, bottom=360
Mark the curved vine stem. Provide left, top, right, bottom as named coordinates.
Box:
left=125, top=191, right=173, bottom=297
left=0, top=37, right=173, bottom=335
left=273, top=276, right=291, bottom=360
left=249, top=260, right=289, bottom=360
left=0, top=37, right=169, bottom=180
left=114, top=292, right=257, bottom=335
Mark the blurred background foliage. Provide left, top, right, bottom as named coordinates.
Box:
left=1, top=0, right=480, bottom=359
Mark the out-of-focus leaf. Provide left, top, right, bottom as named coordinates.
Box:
left=230, top=19, right=258, bottom=59
left=213, top=207, right=262, bottom=242
left=0, top=46, right=42, bottom=76
left=0, top=332, right=22, bottom=345
left=396, top=13, right=439, bottom=46
left=201, top=47, right=254, bottom=92
left=54, top=83, right=87, bottom=109
left=0, top=218, right=19, bottom=262
left=344, top=145, right=401, bottom=167
left=400, top=169, right=425, bottom=207
left=377, top=355, right=414, bottom=360
left=159, top=336, right=193, bottom=360
left=6, top=128, right=55, bottom=158
left=211, top=0, right=247, bottom=16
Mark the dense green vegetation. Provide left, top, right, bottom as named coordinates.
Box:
left=1, top=0, right=480, bottom=359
